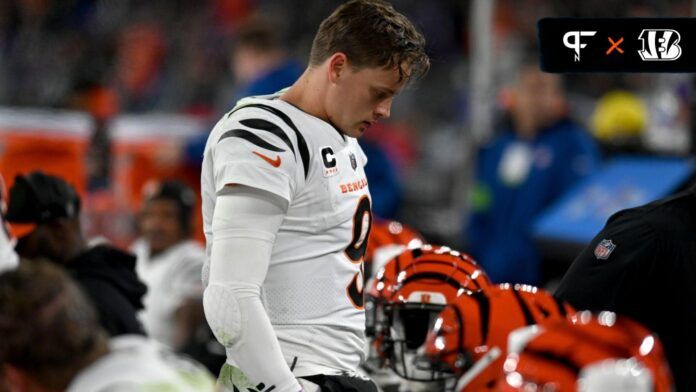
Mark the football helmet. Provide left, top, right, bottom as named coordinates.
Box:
left=368, top=245, right=492, bottom=381
left=499, top=310, right=673, bottom=392
left=364, top=218, right=424, bottom=280
left=422, top=284, right=575, bottom=391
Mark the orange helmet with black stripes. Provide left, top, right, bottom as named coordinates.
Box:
left=368, top=245, right=489, bottom=302
left=422, top=284, right=575, bottom=391
left=499, top=311, right=673, bottom=392
left=364, top=218, right=424, bottom=279
left=368, top=245, right=492, bottom=381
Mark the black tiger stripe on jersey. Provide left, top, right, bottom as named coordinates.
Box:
left=218, top=129, right=285, bottom=152
left=239, top=118, right=295, bottom=155
left=227, top=103, right=311, bottom=179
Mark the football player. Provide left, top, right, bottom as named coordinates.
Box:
left=200, top=1, right=429, bottom=391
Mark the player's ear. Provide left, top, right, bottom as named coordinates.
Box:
left=327, top=52, right=348, bottom=84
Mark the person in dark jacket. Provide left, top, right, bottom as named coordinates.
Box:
left=5, top=171, right=146, bottom=336
left=555, top=187, right=696, bottom=392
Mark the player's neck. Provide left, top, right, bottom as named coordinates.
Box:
left=279, top=69, right=329, bottom=122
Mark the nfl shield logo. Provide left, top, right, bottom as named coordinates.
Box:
left=349, top=152, right=357, bottom=170
left=594, top=239, right=616, bottom=260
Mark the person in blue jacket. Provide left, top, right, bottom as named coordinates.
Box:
left=467, top=65, right=600, bottom=285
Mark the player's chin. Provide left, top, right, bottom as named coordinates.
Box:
left=351, top=122, right=372, bottom=137
left=342, top=126, right=364, bottom=138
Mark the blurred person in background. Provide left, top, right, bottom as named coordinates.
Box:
left=130, top=180, right=224, bottom=371
left=229, top=16, right=304, bottom=104
left=0, top=260, right=215, bottom=391
left=131, top=180, right=204, bottom=348
left=4, top=171, right=146, bottom=336
left=467, top=64, right=600, bottom=285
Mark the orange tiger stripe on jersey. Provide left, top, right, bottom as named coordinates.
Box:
left=423, top=284, right=575, bottom=391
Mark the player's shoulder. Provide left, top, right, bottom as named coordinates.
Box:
left=220, top=95, right=311, bottom=134
left=609, top=190, right=695, bottom=230
left=213, top=95, right=313, bottom=178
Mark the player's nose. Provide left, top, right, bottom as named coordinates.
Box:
left=374, top=98, right=392, bottom=120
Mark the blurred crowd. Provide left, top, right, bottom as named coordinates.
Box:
left=1, top=0, right=695, bottom=390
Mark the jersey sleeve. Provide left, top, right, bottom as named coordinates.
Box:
left=555, top=208, right=659, bottom=312
left=211, top=110, right=300, bottom=203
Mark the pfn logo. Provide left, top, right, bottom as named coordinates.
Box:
left=563, top=31, right=597, bottom=61
left=638, top=29, right=682, bottom=61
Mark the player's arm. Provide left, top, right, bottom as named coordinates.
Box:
left=203, top=184, right=302, bottom=392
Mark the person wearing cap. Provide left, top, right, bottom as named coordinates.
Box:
left=130, top=180, right=209, bottom=353
left=5, top=171, right=147, bottom=337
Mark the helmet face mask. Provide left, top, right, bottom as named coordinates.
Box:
left=386, top=303, right=454, bottom=381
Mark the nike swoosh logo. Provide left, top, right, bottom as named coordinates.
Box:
left=253, top=151, right=281, bottom=167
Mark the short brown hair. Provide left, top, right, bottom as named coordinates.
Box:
left=309, top=0, right=429, bottom=83
left=0, top=260, right=107, bottom=389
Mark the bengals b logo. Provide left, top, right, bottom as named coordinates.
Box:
left=638, top=29, right=682, bottom=61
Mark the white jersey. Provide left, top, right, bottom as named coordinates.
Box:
left=201, top=95, right=372, bottom=376
left=67, top=335, right=215, bottom=391
left=131, top=239, right=205, bottom=347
